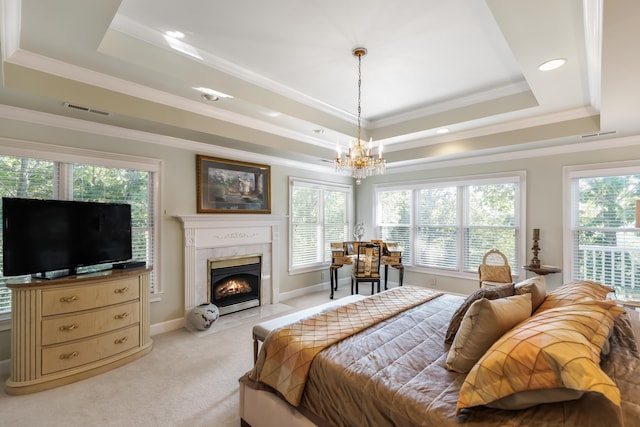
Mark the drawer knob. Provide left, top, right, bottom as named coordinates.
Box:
left=114, top=312, right=129, bottom=320
left=114, top=287, right=129, bottom=294
left=59, top=295, right=78, bottom=303
left=114, top=336, right=128, bottom=345
left=59, top=351, right=79, bottom=360
left=59, top=323, right=79, bottom=332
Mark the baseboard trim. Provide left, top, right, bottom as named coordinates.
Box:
left=150, top=317, right=184, bottom=336
left=0, top=358, right=9, bottom=378
left=278, top=281, right=329, bottom=301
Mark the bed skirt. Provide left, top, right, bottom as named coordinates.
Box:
left=240, top=379, right=317, bottom=427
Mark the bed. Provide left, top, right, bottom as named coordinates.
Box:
left=239, top=279, right=640, bottom=427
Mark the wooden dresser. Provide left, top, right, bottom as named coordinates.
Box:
left=5, top=267, right=153, bottom=395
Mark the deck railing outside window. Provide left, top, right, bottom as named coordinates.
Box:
left=578, top=244, right=640, bottom=300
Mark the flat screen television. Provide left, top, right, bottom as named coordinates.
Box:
left=2, top=197, right=133, bottom=278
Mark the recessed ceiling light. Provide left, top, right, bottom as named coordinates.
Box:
left=436, top=128, right=449, bottom=134
left=538, top=58, right=567, bottom=71
left=201, top=93, right=219, bottom=102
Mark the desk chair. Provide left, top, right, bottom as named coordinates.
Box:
left=351, top=243, right=381, bottom=295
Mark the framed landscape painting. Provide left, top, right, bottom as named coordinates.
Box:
left=196, top=155, right=271, bottom=213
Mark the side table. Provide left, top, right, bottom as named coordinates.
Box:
left=522, top=265, right=562, bottom=275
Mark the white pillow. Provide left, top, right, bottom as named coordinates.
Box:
left=446, top=293, right=531, bottom=373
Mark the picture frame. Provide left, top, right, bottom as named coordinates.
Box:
left=196, top=155, right=271, bottom=214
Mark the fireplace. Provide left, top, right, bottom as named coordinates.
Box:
left=177, top=214, right=284, bottom=322
left=208, top=255, right=261, bottom=315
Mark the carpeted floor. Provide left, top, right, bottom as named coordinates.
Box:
left=0, top=287, right=353, bottom=427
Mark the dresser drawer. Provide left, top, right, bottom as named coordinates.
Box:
left=41, top=301, right=140, bottom=346
left=42, top=277, right=140, bottom=316
left=42, top=325, right=140, bottom=375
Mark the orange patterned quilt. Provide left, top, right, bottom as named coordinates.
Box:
left=250, top=286, right=443, bottom=406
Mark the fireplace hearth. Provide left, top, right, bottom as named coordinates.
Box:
left=208, top=255, right=261, bottom=315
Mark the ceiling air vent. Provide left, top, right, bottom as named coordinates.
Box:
left=63, top=102, right=111, bottom=117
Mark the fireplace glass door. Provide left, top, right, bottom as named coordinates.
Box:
left=208, top=255, right=261, bottom=315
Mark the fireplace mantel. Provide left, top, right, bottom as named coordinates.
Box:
left=177, top=214, right=286, bottom=314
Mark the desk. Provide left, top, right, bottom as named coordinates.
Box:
left=329, top=242, right=403, bottom=299
left=522, top=265, right=562, bottom=275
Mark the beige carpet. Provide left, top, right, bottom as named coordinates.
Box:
left=0, top=287, right=354, bottom=427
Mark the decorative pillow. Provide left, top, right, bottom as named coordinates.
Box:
left=478, top=264, right=512, bottom=283
left=535, top=280, right=614, bottom=314
left=446, top=294, right=531, bottom=373
left=601, top=324, right=614, bottom=356
left=514, top=276, right=546, bottom=313
left=457, top=299, right=625, bottom=412
left=487, top=388, right=584, bottom=410
left=444, top=283, right=515, bottom=344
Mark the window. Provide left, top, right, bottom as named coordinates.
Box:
left=289, top=178, right=352, bottom=273
left=376, top=173, right=525, bottom=277
left=565, top=163, right=640, bottom=300
left=0, top=158, right=55, bottom=318
left=71, top=164, right=155, bottom=276
left=377, top=189, right=412, bottom=264
left=0, top=141, right=161, bottom=321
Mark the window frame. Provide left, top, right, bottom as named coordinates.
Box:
left=374, top=171, right=526, bottom=281
left=0, top=137, right=162, bottom=330
left=563, top=160, right=640, bottom=297
left=288, top=177, right=353, bottom=274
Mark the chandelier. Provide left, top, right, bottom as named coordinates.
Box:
left=335, top=47, right=385, bottom=185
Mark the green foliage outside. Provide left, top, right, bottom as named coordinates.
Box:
left=377, top=183, right=518, bottom=272
left=291, top=185, right=349, bottom=267
left=575, top=175, right=640, bottom=297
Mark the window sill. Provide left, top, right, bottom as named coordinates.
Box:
left=150, top=292, right=163, bottom=304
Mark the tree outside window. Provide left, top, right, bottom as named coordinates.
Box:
left=289, top=178, right=352, bottom=272
left=571, top=173, right=640, bottom=299
left=376, top=173, right=523, bottom=275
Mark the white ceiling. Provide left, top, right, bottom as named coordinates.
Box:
left=1, top=0, right=639, bottom=170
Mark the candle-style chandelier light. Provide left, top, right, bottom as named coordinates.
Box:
left=335, top=47, right=385, bottom=185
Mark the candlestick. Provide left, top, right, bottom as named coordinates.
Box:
left=530, top=228, right=541, bottom=268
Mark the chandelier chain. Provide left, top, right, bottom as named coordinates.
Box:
left=357, top=52, right=362, bottom=143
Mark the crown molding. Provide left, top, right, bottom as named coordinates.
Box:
left=0, top=104, right=330, bottom=173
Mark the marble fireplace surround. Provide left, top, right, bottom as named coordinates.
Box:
left=177, top=214, right=285, bottom=315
